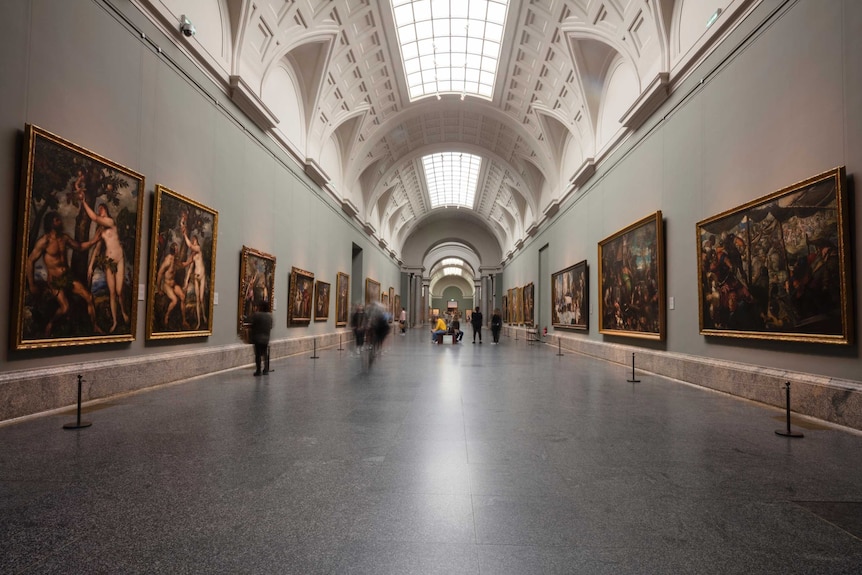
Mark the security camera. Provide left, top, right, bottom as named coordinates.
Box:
left=179, top=15, right=195, bottom=37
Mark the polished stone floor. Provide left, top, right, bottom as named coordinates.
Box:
left=2, top=328, right=862, bottom=574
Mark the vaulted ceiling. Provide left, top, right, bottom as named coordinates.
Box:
left=139, top=0, right=755, bottom=272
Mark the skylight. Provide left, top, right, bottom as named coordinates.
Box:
left=392, top=0, right=509, bottom=100
left=422, top=152, right=481, bottom=208
left=443, top=267, right=462, bottom=277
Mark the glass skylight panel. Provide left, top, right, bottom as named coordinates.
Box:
left=422, top=152, right=481, bottom=208
left=443, top=267, right=462, bottom=277
left=392, top=0, right=509, bottom=100
left=441, top=258, right=464, bottom=267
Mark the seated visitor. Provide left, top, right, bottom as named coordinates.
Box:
left=431, top=315, right=447, bottom=342
left=450, top=318, right=463, bottom=342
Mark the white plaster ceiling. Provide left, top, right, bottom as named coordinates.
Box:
left=138, top=0, right=755, bottom=273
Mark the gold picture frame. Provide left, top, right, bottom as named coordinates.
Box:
left=314, top=280, right=330, bottom=322
left=365, top=277, right=380, bottom=305
left=335, top=272, right=350, bottom=327
left=552, top=260, right=589, bottom=331
left=146, top=185, right=219, bottom=340
left=288, top=266, right=314, bottom=325
left=523, top=282, right=535, bottom=327
left=238, top=246, right=275, bottom=335
left=598, top=211, right=665, bottom=340
left=12, top=124, right=145, bottom=349
left=697, top=167, right=852, bottom=344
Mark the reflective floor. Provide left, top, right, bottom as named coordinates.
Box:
left=3, top=328, right=862, bottom=574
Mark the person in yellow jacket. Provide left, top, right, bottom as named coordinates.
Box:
left=431, top=315, right=447, bottom=343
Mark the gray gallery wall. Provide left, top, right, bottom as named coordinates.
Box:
left=504, top=0, right=862, bottom=385
left=0, top=0, right=401, bottom=416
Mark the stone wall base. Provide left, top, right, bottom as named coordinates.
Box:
left=0, top=332, right=351, bottom=423
left=503, top=327, right=862, bottom=432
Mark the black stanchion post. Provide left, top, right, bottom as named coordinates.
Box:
left=775, top=381, right=803, bottom=438
left=63, top=375, right=92, bottom=430
left=556, top=339, right=563, bottom=357
left=626, top=352, right=640, bottom=383
left=310, top=338, right=320, bottom=359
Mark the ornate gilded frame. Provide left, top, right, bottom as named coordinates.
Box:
left=335, top=272, right=350, bottom=327
left=696, top=167, right=852, bottom=344
left=552, top=260, right=589, bottom=331
left=598, top=211, right=665, bottom=340
left=314, top=280, right=330, bottom=322
left=237, top=246, right=275, bottom=335
left=365, top=277, right=380, bottom=305
left=146, top=185, right=219, bottom=340
left=12, top=124, right=145, bottom=349
left=288, top=266, right=314, bottom=325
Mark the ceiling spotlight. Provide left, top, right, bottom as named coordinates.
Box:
left=179, top=15, right=196, bottom=37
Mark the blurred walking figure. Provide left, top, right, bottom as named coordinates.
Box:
left=350, top=303, right=366, bottom=356
left=399, top=307, right=407, bottom=334
left=491, top=308, right=502, bottom=343
left=367, top=301, right=391, bottom=358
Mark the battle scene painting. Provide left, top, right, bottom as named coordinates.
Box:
left=598, top=212, right=665, bottom=340
left=697, top=167, right=852, bottom=344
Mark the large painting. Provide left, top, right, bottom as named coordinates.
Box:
left=237, top=246, right=275, bottom=334
left=365, top=277, right=380, bottom=306
left=502, top=294, right=508, bottom=323
left=389, top=286, right=395, bottom=319
left=552, top=260, right=589, bottom=331
left=697, top=167, right=852, bottom=344
left=598, top=211, right=665, bottom=340
left=146, top=186, right=219, bottom=339
left=335, top=272, right=350, bottom=327
left=12, top=125, right=145, bottom=349
left=514, top=287, right=524, bottom=325
left=523, top=282, right=535, bottom=327
left=314, top=280, right=330, bottom=321
left=288, top=267, right=314, bottom=325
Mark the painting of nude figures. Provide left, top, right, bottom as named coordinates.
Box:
left=11, top=124, right=145, bottom=350
left=146, top=185, right=219, bottom=339
left=288, top=267, right=314, bottom=325
left=697, top=167, right=852, bottom=344
left=598, top=211, right=665, bottom=340
left=237, top=246, right=275, bottom=336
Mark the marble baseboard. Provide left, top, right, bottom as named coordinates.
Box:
left=533, top=331, right=862, bottom=432
left=0, top=331, right=354, bottom=423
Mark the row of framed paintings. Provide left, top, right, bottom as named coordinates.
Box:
left=503, top=283, right=535, bottom=328
left=10, top=124, right=356, bottom=350
left=364, top=278, right=400, bottom=321
left=236, top=248, right=352, bottom=335
left=547, top=166, right=852, bottom=345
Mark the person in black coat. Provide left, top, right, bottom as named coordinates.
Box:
left=249, top=301, right=273, bottom=375
left=491, top=308, right=502, bottom=343
left=471, top=306, right=483, bottom=343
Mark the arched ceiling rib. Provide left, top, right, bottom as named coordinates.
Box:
left=139, top=0, right=758, bottom=266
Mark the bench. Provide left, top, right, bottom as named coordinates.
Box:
left=437, top=334, right=454, bottom=345
left=526, top=328, right=539, bottom=344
